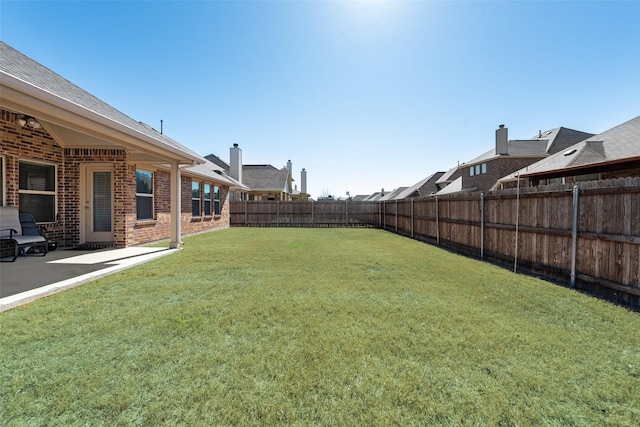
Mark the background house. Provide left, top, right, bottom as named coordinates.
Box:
left=206, top=144, right=308, bottom=201
left=498, top=115, right=640, bottom=187
left=435, top=125, right=594, bottom=195
left=392, top=172, right=445, bottom=199
left=1, top=41, right=234, bottom=249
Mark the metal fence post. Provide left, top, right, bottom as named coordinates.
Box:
left=435, top=196, right=440, bottom=245
left=346, top=199, right=349, bottom=226
left=395, top=199, right=398, bottom=233
left=411, top=198, right=414, bottom=238
left=480, top=192, right=485, bottom=259
left=570, top=185, right=580, bottom=288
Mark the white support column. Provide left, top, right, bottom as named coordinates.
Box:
left=169, top=161, right=182, bottom=249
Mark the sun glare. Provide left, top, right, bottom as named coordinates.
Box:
left=334, top=0, right=407, bottom=40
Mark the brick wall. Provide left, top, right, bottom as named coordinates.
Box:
left=461, top=157, right=545, bottom=192
left=1, top=110, right=66, bottom=245
left=2, top=108, right=230, bottom=248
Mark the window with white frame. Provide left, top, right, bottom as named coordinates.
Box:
left=214, top=185, right=221, bottom=215
left=192, top=181, right=201, bottom=217
left=19, top=160, right=56, bottom=223
left=470, top=166, right=474, bottom=176
left=136, top=169, right=154, bottom=220
left=203, top=184, right=212, bottom=216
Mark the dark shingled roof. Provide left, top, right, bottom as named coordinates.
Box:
left=242, top=165, right=290, bottom=191
left=500, top=115, right=640, bottom=181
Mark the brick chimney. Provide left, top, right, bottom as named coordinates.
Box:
left=496, top=124, right=508, bottom=155
left=230, top=143, right=242, bottom=183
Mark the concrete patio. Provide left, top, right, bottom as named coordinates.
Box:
left=0, top=246, right=179, bottom=311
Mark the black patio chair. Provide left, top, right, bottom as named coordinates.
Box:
left=18, top=212, right=48, bottom=256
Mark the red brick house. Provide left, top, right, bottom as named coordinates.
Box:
left=436, top=124, right=594, bottom=195
left=1, top=42, right=239, bottom=249
left=497, top=115, right=640, bottom=187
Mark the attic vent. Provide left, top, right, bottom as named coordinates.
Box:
left=564, top=148, right=577, bottom=156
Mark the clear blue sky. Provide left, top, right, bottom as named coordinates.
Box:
left=2, top=1, right=639, bottom=198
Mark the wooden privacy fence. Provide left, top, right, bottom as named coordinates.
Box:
left=230, top=200, right=380, bottom=227
left=230, top=178, right=640, bottom=307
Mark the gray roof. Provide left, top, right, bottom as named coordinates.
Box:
left=204, top=154, right=230, bottom=171
left=500, top=115, right=640, bottom=181
left=242, top=165, right=290, bottom=192
left=395, top=172, right=445, bottom=199
left=436, top=176, right=464, bottom=195
left=379, top=187, right=409, bottom=201
left=465, top=127, right=593, bottom=167
left=436, top=166, right=458, bottom=184
left=364, top=192, right=383, bottom=201
left=0, top=41, right=202, bottom=162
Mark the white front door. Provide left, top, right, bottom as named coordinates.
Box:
left=82, top=164, right=114, bottom=243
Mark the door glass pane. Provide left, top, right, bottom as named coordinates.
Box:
left=93, top=171, right=112, bottom=232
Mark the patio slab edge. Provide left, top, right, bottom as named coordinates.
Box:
left=0, top=248, right=180, bottom=312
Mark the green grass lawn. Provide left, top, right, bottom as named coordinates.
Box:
left=1, top=228, right=639, bottom=426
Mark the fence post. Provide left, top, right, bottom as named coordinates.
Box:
left=277, top=201, right=280, bottom=227
left=395, top=199, right=398, bottom=233
left=244, top=200, right=248, bottom=226
left=514, top=176, right=521, bottom=273
left=570, top=185, right=580, bottom=288
left=383, top=201, right=386, bottom=230
left=480, top=192, right=485, bottom=259
left=346, top=199, right=349, bottom=226
left=411, top=198, right=414, bottom=238
left=311, top=200, right=314, bottom=227
left=436, top=196, right=440, bottom=245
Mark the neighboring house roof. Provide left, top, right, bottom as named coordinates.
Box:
left=365, top=192, right=383, bottom=201
left=395, top=172, right=445, bottom=199
left=380, top=187, right=409, bottom=201
left=204, top=154, right=230, bottom=171
left=0, top=41, right=203, bottom=165
left=436, top=176, right=464, bottom=195
left=499, top=115, right=640, bottom=182
left=351, top=195, right=371, bottom=201
left=242, top=165, right=291, bottom=192
left=465, top=127, right=594, bottom=167
left=436, top=166, right=458, bottom=185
